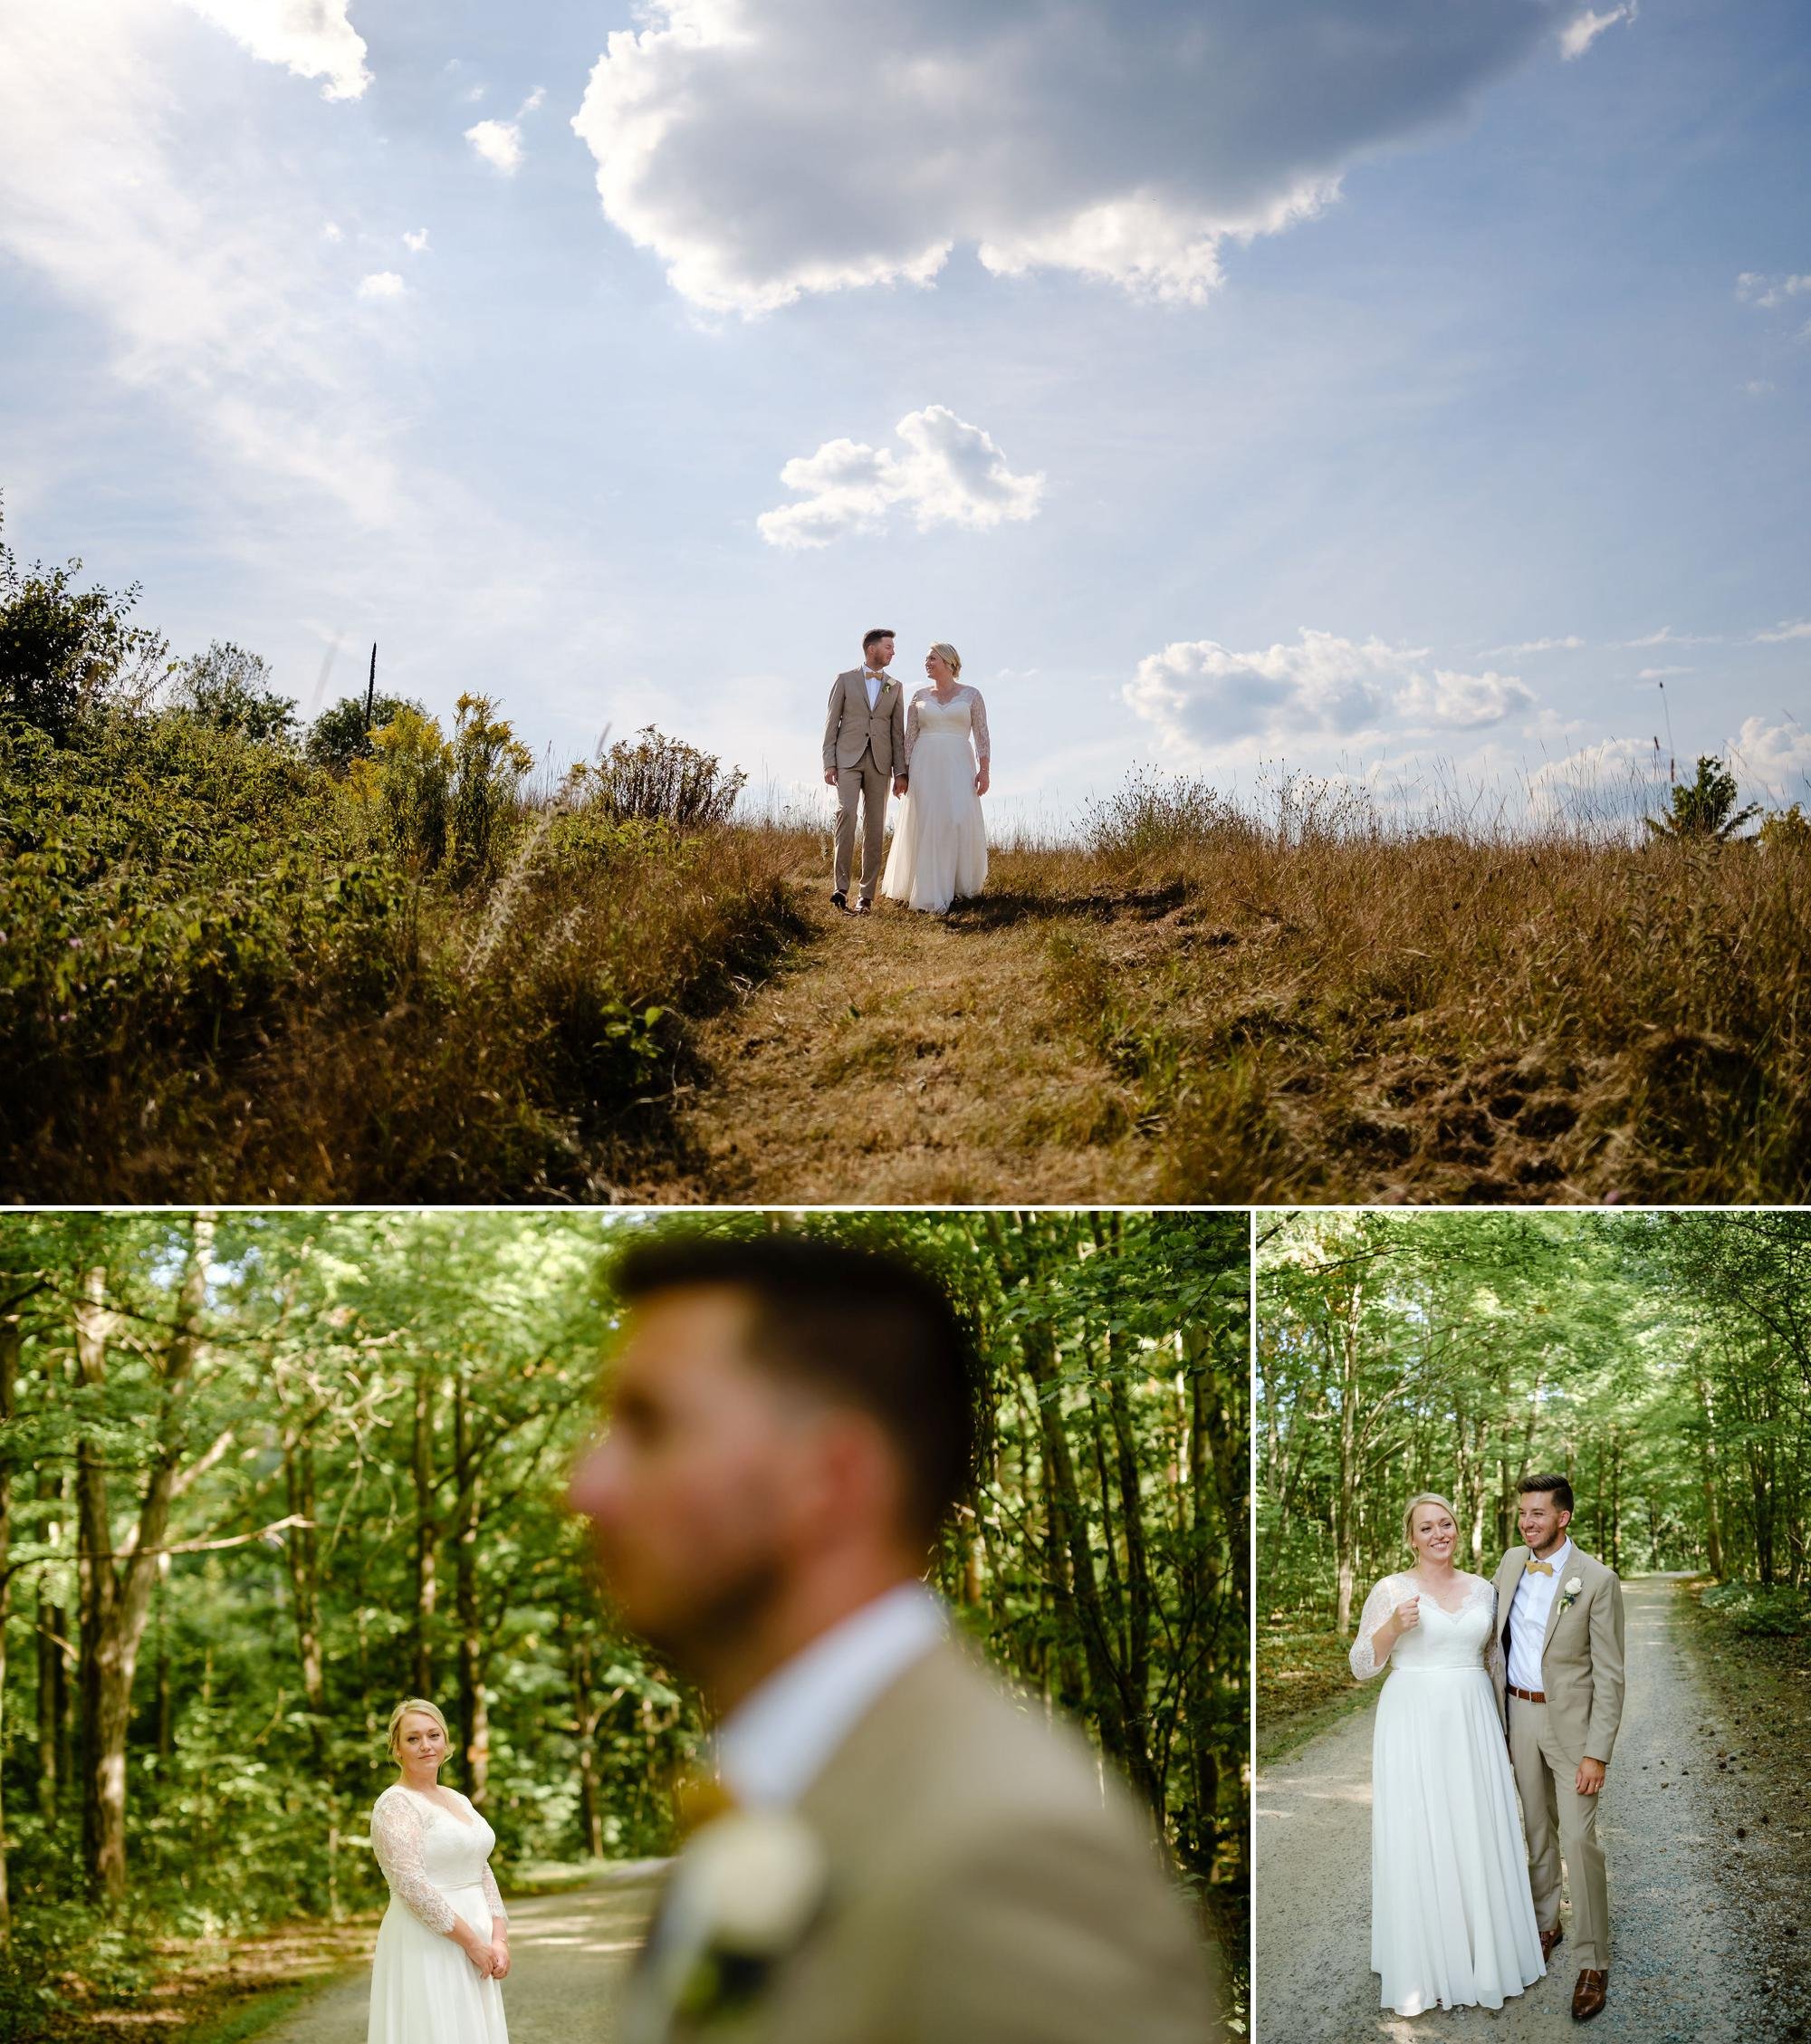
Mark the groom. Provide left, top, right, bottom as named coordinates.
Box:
left=570, top=1231, right=1216, bottom=2044
left=822, top=629, right=907, bottom=914
left=1492, top=1473, right=1626, bottom=2026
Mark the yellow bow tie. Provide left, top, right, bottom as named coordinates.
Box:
left=1525, top=1559, right=1555, bottom=1577
left=672, top=1767, right=737, bottom=1838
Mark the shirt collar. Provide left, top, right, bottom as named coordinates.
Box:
left=713, top=1582, right=946, bottom=1811
left=1528, top=1536, right=1572, bottom=1577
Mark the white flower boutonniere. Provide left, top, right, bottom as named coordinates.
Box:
left=1558, top=1575, right=1584, bottom=1614
left=670, top=1810, right=829, bottom=2026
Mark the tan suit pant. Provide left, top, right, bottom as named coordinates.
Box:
left=1509, top=1696, right=1609, bottom=1969
left=833, top=752, right=890, bottom=902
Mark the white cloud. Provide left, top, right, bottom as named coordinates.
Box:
left=465, top=119, right=523, bottom=175
left=518, top=86, right=546, bottom=116
left=1737, top=271, right=1811, bottom=309
left=1487, top=634, right=1586, bottom=655
left=757, top=406, right=1045, bottom=549
left=1124, top=629, right=1536, bottom=753
left=1558, top=3, right=1636, bottom=61
left=570, top=0, right=1563, bottom=314
left=357, top=270, right=405, bottom=301
left=177, top=0, right=369, bottom=100
left=1526, top=735, right=1664, bottom=823
left=1621, top=625, right=1721, bottom=648
left=1636, top=666, right=1692, bottom=679
left=1728, top=716, right=1811, bottom=799
left=0, top=0, right=399, bottom=520
left=1754, top=619, right=1811, bottom=643
left=322, top=219, right=343, bottom=242
left=403, top=227, right=430, bottom=253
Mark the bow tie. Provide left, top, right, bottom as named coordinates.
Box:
left=1525, top=1559, right=1555, bottom=1577
left=672, top=1767, right=738, bottom=1838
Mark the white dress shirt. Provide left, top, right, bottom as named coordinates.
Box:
left=862, top=667, right=887, bottom=711
left=1506, top=1536, right=1573, bottom=1693
left=714, top=1581, right=946, bottom=1811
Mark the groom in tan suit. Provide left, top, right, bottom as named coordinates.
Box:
left=1492, top=1473, right=1626, bottom=2026
left=822, top=629, right=907, bottom=912
left=569, top=1233, right=1218, bottom=2044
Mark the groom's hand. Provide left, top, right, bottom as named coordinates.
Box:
left=893, top=775, right=906, bottom=796
left=824, top=770, right=838, bottom=786
left=1575, top=1757, right=1606, bottom=1796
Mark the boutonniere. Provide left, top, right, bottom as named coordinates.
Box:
left=669, top=1810, right=828, bottom=2025
left=1558, top=1575, right=1584, bottom=1613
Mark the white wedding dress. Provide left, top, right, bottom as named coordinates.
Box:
left=368, top=1785, right=510, bottom=2044
left=1351, top=1572, right=1545, bottom=2016
left=881, top=685, right=989, bottom=913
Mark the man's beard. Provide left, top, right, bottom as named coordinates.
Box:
left=637, top=1546, right=790, bottom=1679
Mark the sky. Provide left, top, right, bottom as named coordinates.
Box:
left=1, top=0, right=1807, bottom=832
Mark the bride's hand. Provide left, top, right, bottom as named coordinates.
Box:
left=1392, top=1594, right=1421, bottom=1636
left=974, top=765, right=990, bottom=796
left=489, top=1938, right=511, bottom=1980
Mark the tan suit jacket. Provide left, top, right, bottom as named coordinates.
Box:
left=823, top=667, right=907, bottom=775
left=1491, top=1544, right=1626, bottom=1764
left=640, top=1637, right=1218, bottom=2044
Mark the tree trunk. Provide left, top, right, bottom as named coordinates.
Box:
left=453, top=1380, right=489, bottom=1807
left=412, top=1365, right=437, bottom=1697
left=0, top=1292, right=19, bottom=1943
left=1693, top=1372, right=1725, bottom=1578
left=1333, top=1282, right=1364, bottom=1634
left=74, top=1214, right=217, bottom=1905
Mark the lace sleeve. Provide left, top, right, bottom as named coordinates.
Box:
left=967, top=686, right=990, bottom=765
left=1349, top=1576, right=1400, bottom=1682
left=369, top=1790, right=455, bottom=1934
left=903, top=690, right=923, bottom=770
left=482, top=1860, right=507, bottom=1924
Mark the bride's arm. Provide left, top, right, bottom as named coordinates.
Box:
left=902, top=690, right=922, bottom=772
left=968, top=687, right=990, bottom=794
left=1349, top=1577, right=1403, bottom=1681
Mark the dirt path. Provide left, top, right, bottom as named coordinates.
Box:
left=637, top=879, right=1164, bottom=1204
left=254, top=1868, right=664, bottom=2044
left=1255, top=1578, right=1796, bottom=2043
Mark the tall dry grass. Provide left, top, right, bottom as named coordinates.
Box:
left=998, top=772, right=1810, bottom=1201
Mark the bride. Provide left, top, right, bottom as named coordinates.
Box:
left=1351, top=1495, right=1545, bottom=2017
left=881, top=641, right=989, bottom=914
left=368, top=1699, right=511, bottom=2044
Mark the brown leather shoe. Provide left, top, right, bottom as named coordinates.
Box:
left=1571, top=1969, right=1608, bottom=2022
left=1540, top=1923, right=1564, bottom=1962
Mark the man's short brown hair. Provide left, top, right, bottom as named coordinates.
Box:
left=611, top=1231, right=980, bottom=1544
left=861, top=628, right=896, bottom=653
left=1519, top=1472, right=1575, bottom=1515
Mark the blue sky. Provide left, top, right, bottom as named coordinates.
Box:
left=1, top=0, right=1806, bottom=830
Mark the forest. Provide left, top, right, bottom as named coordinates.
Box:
left=0, top=1206, right=1247, bottom=2038
left=1256, top=1209, right=1811, bottom=1738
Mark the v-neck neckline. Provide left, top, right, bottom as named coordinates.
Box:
left=397, top=1784, right=476, bottom=1829
left=1407, top=1572, right=1477, bottom=1618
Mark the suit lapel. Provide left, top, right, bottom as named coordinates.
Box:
left=1537, top=1544, right=1581, bottom=1665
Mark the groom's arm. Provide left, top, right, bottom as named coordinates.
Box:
left=1583, top=1571, right=1627, bottom=1768
left=889, top=682, right=907, bottom=782
left=823, top=675, right=844, bottom=781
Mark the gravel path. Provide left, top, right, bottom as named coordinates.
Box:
left=256, top=1866, right=665, bottom=2044
left=1256, top=1576, right=1781, bottom=2043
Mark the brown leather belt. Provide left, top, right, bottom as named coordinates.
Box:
left=1509, top=1684, right=1547, bottom=1703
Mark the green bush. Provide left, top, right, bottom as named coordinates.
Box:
left=579, top=725, right=747, bottom=826
left=1701, top=1580, right=1810, bottom=1634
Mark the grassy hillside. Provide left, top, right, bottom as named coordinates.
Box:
left=1, top=709, right=804, bottom=1199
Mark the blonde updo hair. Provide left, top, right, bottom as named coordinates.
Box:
left=929, top=641, right=962, bottom=678
left=1402, top=1492, right=1459, bottom=1556
left=386, top=1696, right=450, bottom=1761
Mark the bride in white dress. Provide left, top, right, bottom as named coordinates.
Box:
left=1351, top=1494, right=1545, bottom=2018
left=368, top=1698, right=510, bottom=2044
left=881, top=642, right=989, bottom=914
